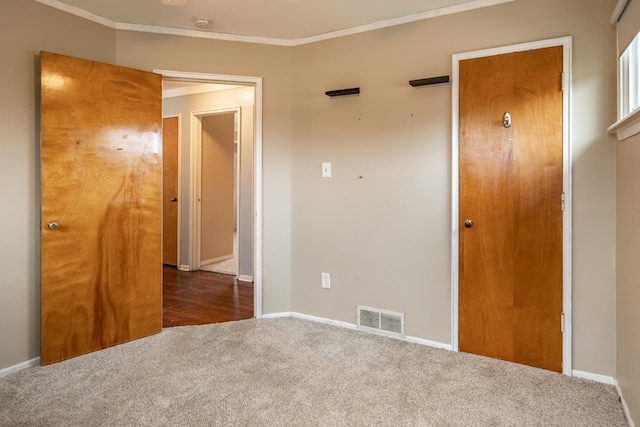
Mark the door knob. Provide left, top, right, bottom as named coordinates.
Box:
left=170, top=198, right=177, bottom=202
left=47, top=221, right=60, bottom=230
left=464, top=219, right=473, bottom=228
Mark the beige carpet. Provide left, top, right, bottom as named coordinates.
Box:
left=0, top=318, right=628, bottom=426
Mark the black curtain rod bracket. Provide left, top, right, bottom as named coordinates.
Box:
left=325, top=87, right=360, bottom=97
left=409, top=75, right=450, bottom=87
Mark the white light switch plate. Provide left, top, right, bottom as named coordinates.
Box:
left=321, top=272, right=331, bottom=288
left=322, top=162, right=331, bottom=178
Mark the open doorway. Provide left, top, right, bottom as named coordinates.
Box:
left=160, top=74, right=262, bottom=325
left=193, top=108, right=240, bottom=277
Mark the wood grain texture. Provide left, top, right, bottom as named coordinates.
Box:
left=40, top=51, right=163, bottom=365
left=163, top=117, right=179, bottom=266
left=163, top=266, right=253, bottom=327
left=458, top=47, right=563, bottom=372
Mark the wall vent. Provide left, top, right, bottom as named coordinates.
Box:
left=357, top=305, right=405, bottom=338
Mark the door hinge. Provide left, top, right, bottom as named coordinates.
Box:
left=561, top=72, right=567, bottom=91
left=561, top=193, right=565, bottom=211
left=561, top=312, right=565, bottom=333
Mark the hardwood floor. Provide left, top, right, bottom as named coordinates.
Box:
left=162, top=265, right=254, bottom=328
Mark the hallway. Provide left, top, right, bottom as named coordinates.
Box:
left=163, top=266, right=253, bottom=327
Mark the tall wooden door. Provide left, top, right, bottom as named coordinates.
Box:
left=163, top=116, right=179, bottom=266
left=458, top=46, right=564, bottom=372
left=40, top=51, right=163, bottom=365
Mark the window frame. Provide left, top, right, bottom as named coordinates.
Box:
left=609, top=31, right=640, bottom=141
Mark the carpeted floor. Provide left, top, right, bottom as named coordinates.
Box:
left=0, top=317, right=629, bottom=426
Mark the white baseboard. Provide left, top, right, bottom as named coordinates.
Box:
left=201, top=254, right=233, bottom=265
left=616, top=380, right=637, bottom=427
left=238, top=275, right=253, bottom=282
left=572, top=369, right=616, bottom=385
left=0, top=357, right=40, bottom=378
left=178, top=264, right=190, bottom=271
left=263, top=312, right=451, bottom=350
left=406, top=335, right=454, bottom=351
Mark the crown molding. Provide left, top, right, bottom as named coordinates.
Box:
left=34, top=0, right=516, bottom=47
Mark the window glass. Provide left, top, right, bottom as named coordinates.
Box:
left=620, top=33, right=640, bottom=119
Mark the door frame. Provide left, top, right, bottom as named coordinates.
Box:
left=450, top=36, right=572, bottom=375
left=155, top=70, right=263, bottom=319
left=162, top=113, right=182, bottom=268
left=191, top=107, right=241, bottom=273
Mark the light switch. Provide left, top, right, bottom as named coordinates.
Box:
left=322, top=162, right=332, bottom=178
left=321, top=272, right=331, bottom=289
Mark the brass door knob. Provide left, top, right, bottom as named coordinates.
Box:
left=464, top=219, right=473, bottom=228
left=47, top=221, right=60, bottom=230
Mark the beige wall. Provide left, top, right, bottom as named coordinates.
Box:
left=0, top=0, right=116, bottom=370
left=115, top=31, right=294, bottom=314
left=617, top=134, right=640, bottom=427
left=201, top=113, right=236, bottom=262
left=0, top=0, right=624, bottom=385
left=615, top=1, right=640, bottom=423
left=163, top=87, right=255, bottom=277
left=290, top=0, right=618, bottom=376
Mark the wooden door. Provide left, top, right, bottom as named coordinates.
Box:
left=163, top=116, right=179, bottom=266
left=458, top=47, right=564, bottom=372
left=40, top=51, right=163, bottom=365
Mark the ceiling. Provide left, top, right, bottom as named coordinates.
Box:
left=36, top=0, right=515, bottom=45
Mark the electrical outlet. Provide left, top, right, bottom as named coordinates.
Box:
left=321, top=272, right=331, bottom=289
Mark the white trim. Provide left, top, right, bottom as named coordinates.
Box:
left=451, top=36, right=573, bottom=375
left=616, top=380, right=638, bottom=427
left=0, top=357, right=40, bottom=378
left=267, top=312, right=359, bottom=330
left=290, top=0, right=516, bottom=46
left=238, top=274, right=253, bottom=283
left=116, top=23, right=293, bottom=47
left=572, top=370, right=616, bottom=385
left=405, top=336, right=453, bottom=351
left=156, top=70, right=263, bottom=320
left=163, top=83, right=242, bottom=99
left=191, top=107, right=240, bottom=271
left=178, top=264, right=190, bottom=271
left=611, top=0, right=631, bottom=24
left=608, top=107, right=640, bottom=141
left=201, top=254, right=233, bottom=265
left=264, top=312, right=452, bottom=350
left=34, top=0, right=515, bottom=47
